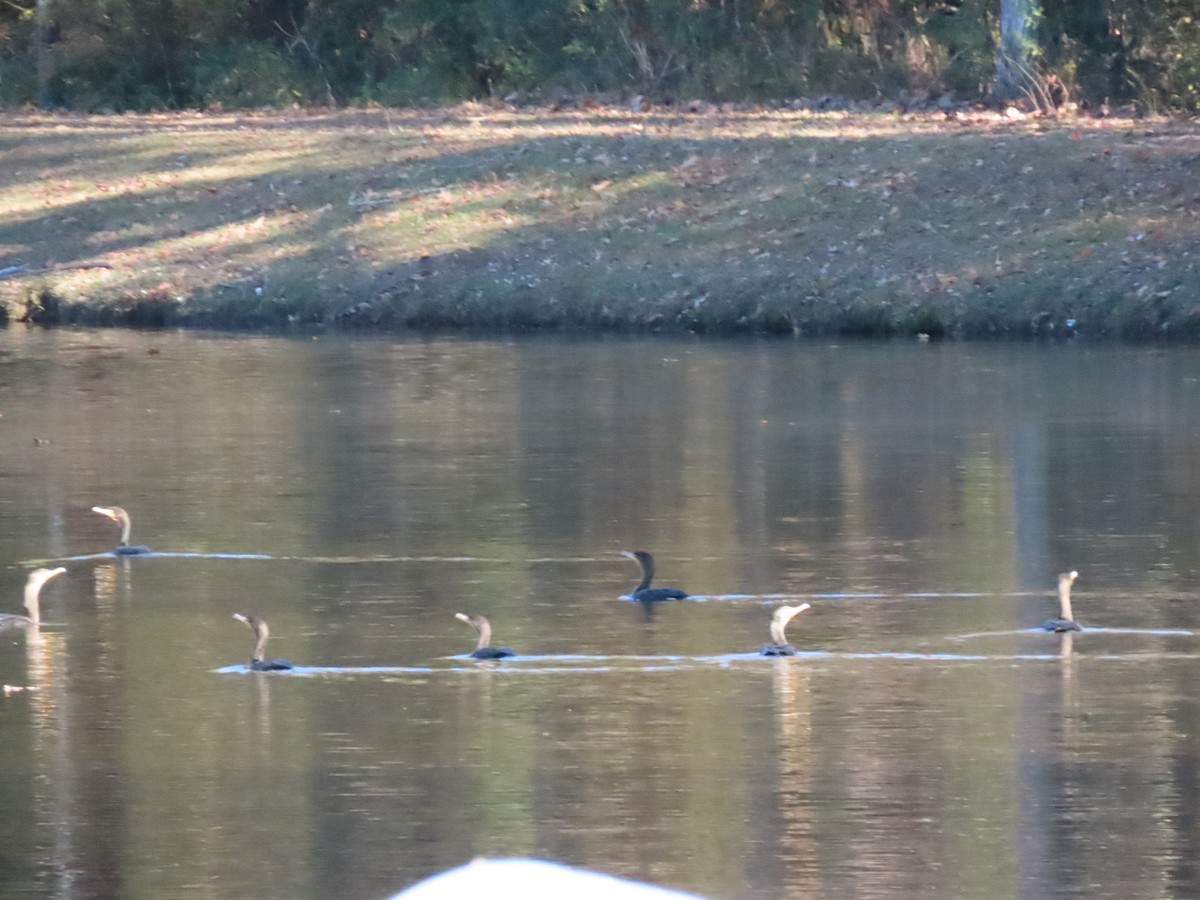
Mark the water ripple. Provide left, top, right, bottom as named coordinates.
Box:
left=951, top=626, right=1194, bottom=639
left=213, top=645, right=1200, bottom=676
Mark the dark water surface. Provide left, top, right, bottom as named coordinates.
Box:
left=1, top=331, right=1199, bottom=899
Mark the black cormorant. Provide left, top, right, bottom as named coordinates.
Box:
left=232, top=613, right=294, bottom=671
left=455, top=613, right=516, bottom=659
left=620, top=550, right=688, bottom=602
left=92, top=506, right=151, bottom=555
left=760, top=604, right=811, bottom=656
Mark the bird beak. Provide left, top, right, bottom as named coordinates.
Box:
left=91, top=506, right=118, bottom=521
left=784, top=603, right=812, bottom=623
left=454, top=613, right=470, bottom=624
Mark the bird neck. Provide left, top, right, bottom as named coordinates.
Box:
left=23, top=584, right=41, bottom=626
left=475, top=620, right=492, bottom=650
left=1058, top=579, right=1075, bottom=622
left=118, top=515, right=132, bottom=546
left=634, top=558, right=653, bottom=592
left=254, top=628, right=270, bottom=662
left=769, top=619, right=789, bottom=646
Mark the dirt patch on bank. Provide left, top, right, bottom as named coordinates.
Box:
left=2, top=104, right=1198, bottom=338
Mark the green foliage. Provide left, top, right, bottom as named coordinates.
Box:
left=0, top=0, right=1198, bottom=112
left=0, top=29, right=39, bottom=106
left=372, top=56, right=479, bottom=106
left=189, top=44, right=310, bottom=109
left=1131, top=3, right=1200, bottom=112
left=1042, top=0, right=1200, bottom=108
left=925, top=2, right=995, bottom=95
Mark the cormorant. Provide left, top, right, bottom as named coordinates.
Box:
left=232, top=613, right=293, bottom=671
left=1040, top=570, right=1082, bottom=632
left=620, top=550, right=688, bottom=602
left=92, top=506, right=151, bottom=555
left=760, top=603, right=811, bottom=656
left=0, top=568, right=66, bottom=633
left=455, top=613, right=516, bottom=659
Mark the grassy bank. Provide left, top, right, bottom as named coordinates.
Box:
left=2, top=104, right=1199, bottom=338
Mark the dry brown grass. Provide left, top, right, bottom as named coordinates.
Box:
left=2, top=104, right=1199, bottom=337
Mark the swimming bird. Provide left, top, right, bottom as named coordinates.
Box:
left=620, top=550, right=689, bottom=602
left=760, top=603, right=811, bottom=656
left=0, top=568, right=66, bottom=633
left=1040, top=570, right=1082, bottom=632
left=91, top=506, right=151, bottom=555
left=455, top=613, right=516, bottom=659
left=232, top=613, right=293, bottom=671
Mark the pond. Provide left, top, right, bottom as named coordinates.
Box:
left=0, top=330, right=1198, bottom=899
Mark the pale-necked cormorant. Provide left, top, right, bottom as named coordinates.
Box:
left=760, top=603, right=811, bottom=656
left=232, top=613, right=294, bottom=671
left=621, top=550, right=688, bottom=602
left=1040, top=570, right=1082, bottom=632
left=92, top=506, right=151, bottom=555
left=455, top=613, right=516, bottom=659
left=0, top=568, right=66, bottom=633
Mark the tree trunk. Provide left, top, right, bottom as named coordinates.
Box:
left=994, top=0, right=1039, bottom=100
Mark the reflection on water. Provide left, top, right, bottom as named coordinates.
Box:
left=1, top=332, right=1200, bottom=898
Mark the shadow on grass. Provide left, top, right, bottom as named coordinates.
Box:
left=4, top=108, right=1200, bottom=338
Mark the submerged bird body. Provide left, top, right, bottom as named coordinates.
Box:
left=455, top=613, right=516, bottom=659
left=92, top=506, right=151, bottom=555
left=113, top=545, right=151, bottom=557
left=249, top=658, right=293, bottom=672
left=1044, top=619, right=1083, bottom=634
left=232, top=613, right=293, bottom=671
left=0, top=568, right=66, bottom=633
left=1040, top=570, right=1082, bottom=632
left=760, top=645, right=796, bottom=657
left=760, top=603, right=811, bottom=656
left=621, top=550, right=688, bottom=602
left=470, top=647, right=515, bottom=661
